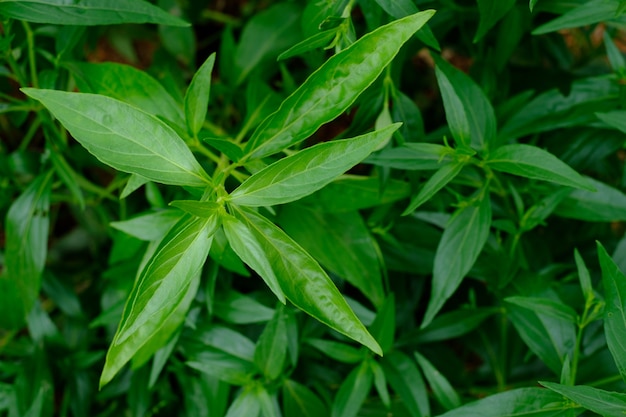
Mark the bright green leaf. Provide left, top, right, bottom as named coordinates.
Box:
left=231, top=206, right=382, bottom=355
left=243, top=10, right=435, bottom=159
left=100, top=214, right=216, bottom=387
left=110, top=210, right=182, bottom=241
left=231, top=124, right=400, bottom=207
left=486, top=144, right=594, bottom=191
left=185, top=53, right=216, bottom=137
left=224, top=385, right=262, bottom=417
left=541, top=382, right=626, bottom=417
left=422, top=197, right=492, bottom=328
left=67, top=62, right=185, bottom=126
left=169, top=200, right=221, bottom=218
left=278, top=28, right=339, bottom=61
left=574, top=249, right=594, bottom=301
left=22, top=89, right=211, bottom=187
left=437, top=387, right=581, bottom=416
left=0, top=0, right=189, bottom=26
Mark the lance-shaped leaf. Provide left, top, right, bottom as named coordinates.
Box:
left=433, top=54, right=497, bottom=151
left=100, top=214, right=217, bottom=387
left=254, top=306, right=289, bottom=381
left=231, top=205, right=382, bottom=355
left=533, top=0, right=621, bottom=35
left=422, top=197, right=492, bottom=328
left=331, top=362, right=373, bottom=417
left=366, top=143, right=451, bottom=170
left=243, top=10, right=435, bottom=159
left=403, top=161, right=464, bottom=215
left=231, top=124, right=400, bottom=207
left=541, top=382, right=626, bottom=417
left=437, top=387, right=582, bottom=417
left=474, top=0, right=516, bottom=42
left=283, top=380, right=329, bottom=417
left=66, top=62, right=185, bottom=126
left=414, top=352, right=461, bottom=411
left=185, top=53, right=216, bottom=137
left=0, top=173, right=52, bottom=329
left=0, top=0, right=189, bottom=26
left=485, top=144, right=594, bottom=191
left=597, top=242, right=626, bottom=383
left=23, top=89, right=210, bottom=187
left=381, top=351, right=430, bottom=417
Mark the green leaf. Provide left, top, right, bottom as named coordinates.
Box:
left=0, top=172, right=52, bottom=329
left=603, top=32, right=626, bottom=71
left=422, top=197, right=492, bottom=327
left=0, top=0, right=189, bottom=26
left=433, top=54, right=497, bottom=151
left=368, top=295, right=396, bottom=354
left=300, top=176, right=411, bottom=212
left=254, top=306, right=289, bottom=381
left=436, top=387, right=581, bottom=417
left=331, top=362, right=373, bottom=417
left=533, top=0, right=621, bottom=34
left=574, top=249, right=594, bottom=301
left=278, top=28, right=339, bottom=61
left=597, top=242, right=626, bottom=383
left=305, top=338, right=366, bottom=364
left=505, top=296, right=578, bottom=323
left=110, top=210, right=182, bottom=241
left=529, top=0, right=539, bottom=12
left=184, top=53, right=216, bottom=137
left=475, top=0, right=516, bottom=41
left=486, top=144, right=594, bottom=191
left=279, top=205, right=385, bottom=308
left=404, top=308, right=497, bottom=345
left=231, top=206, right=382, bottom=355
left=283, top=380, right=329, bottom=417
left=234, top=2, right=302, bottom=85
left=169, top=200, right=221, bottom=218
left=187, top=351, right=255, bottom=386
left=243, top=10, right=435, bottom=159
left=369, top=360, right=391, bottom=408
left=214, top=291, right=275, bottom=324
left=231, top=124, right=400, bottom=207
left=47, top=145, right=85, bottom=210
left=541, top=382, right=626, bottom=417
left=597, top=110, right=626, bottom=133
left=66, top=62, right=185, bottom=126
left=506, top=300, right=576, bottom=373
left=554, top=177, right=626, bottom=221
left=381, top=351, right=429, bottom=417
left=366, top=143, right=451, bottom=170
left=222, top=214, right=286, bottom=303
left=372, top=0, right=440, bottom=50
left=22, top=89, right=210, bottom=187
left=414, top=352, right=461, bottom=410
left=193, top=324, right=256, bottom=362
left=224, top=385, right=262, bottom=417
left=100, top=214, right=217, bottom=387
left=121, top=174, right=149, bottom=199
left=403, top=161, right=464, bottom=215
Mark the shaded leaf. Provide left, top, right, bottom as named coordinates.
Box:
left=366, top=143, right=451, bottom=170
left=381, top=351, right=429, bottom=417
left=254, top=306, right=289, bottom=380
left=414, top=352, right=460, bottom=410
left=555, top=177, right=626, bottom=221
left=541, top=382, right=626, bottom=417
left=533, top=0, right=620, bottom=34
left=283, top=380, right=328, bottom=417
left=475, top=0, right=516, bottom=41
left=331, top=362, right=373, bottom=417
left=403, top=161, right=464, bottom=215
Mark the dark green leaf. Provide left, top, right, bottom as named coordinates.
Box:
left=414, top=352, right=460, bottom=410
left=368, top=295, right=395, bottom=354
left=305, top=338, right=365, bottom=364
left=254, top=306, right=289, bottom=380
left=331, top=361, right=373, bottom=417
left=22, top=89, right=211, bottom=187
left=0, top=0, right=189, bottom=26
left=187, top=352, right=255, bottom=386
left=283, top=380, right=329, bottom=417
left=433, top=54, right=497, bottom=151
left=505, top=296, right=578, bottom=323
left=422, top=197, right=492, bottom=327
left=555, top=177, right=626, bottom=221
left=100, top=214, right=216, bottom=387
left=486, top=144, right=594, bottom=191
left=278, top=29, right=339, bottom=61
left=185, top=53, right=216, bottom=136
left=213, top=291, right=275, bottom=324
left=533, top=0, right=620, bottom=34
left=597, top=242, right=626, bottom=383
left=574, top=249, right=594, bottom=301
left=541, top=382, right=626, bottom=417
left=231, top=124, right=400, bottom=207
left=0, top=173, right=52, bottom=329
left=475, top=0, right=516, bottom=41
left=231, top=206, right=382, bottom=355
left=366, top=143, right=451, bottom=170
left=603, top=32, right=626, bottom=71
left=243, top=10, right=435, bottom=159
left=168, top=200, right=221, bottom=218
left=67, top=62, right=184, bottom=126
left=369, top=360, right=391, bottom=408
left=193, top=324, right=256, bottom=362
left=403, top=161, right=464, bottom=215
left=372, top=0, right=440, bottom=50
left=437, top=387, right=582, bottom=416
left=381, top=351, right=429, bottom=417
left=404, top=308, right=497, bottom=345
left=597, top=110, right=626, bottom=133
left=279, top=205, right=385, bottom=308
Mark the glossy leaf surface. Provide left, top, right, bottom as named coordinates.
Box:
left=184, top=53, right=216, bottom=136
left=23, top=89, right=210, bottom=187
left=541, top=382, right=626, bottom=417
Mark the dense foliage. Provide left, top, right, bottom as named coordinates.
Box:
left=2, top=0, right=626, bottom=416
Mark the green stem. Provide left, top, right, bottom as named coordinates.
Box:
left=21, top=21, right=38, bottom=88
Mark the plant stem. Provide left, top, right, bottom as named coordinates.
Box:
left=21, top=21, right=38, bottom=88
